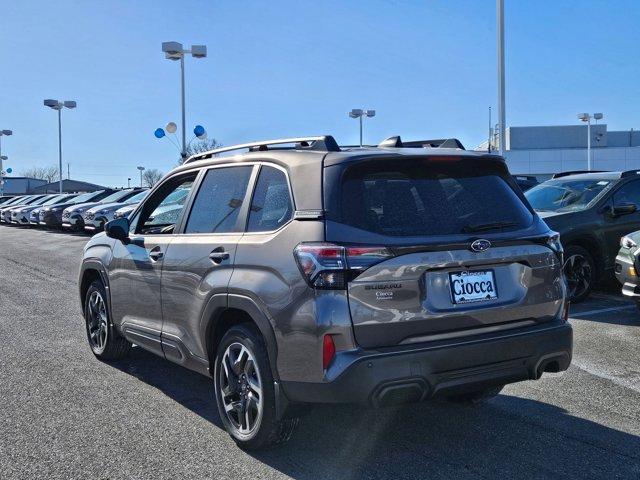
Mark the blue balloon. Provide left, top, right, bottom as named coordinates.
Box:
left=154, top=128, right=165, bottom=139
left=193, top=125, right=206, bottom=137
left=6, top=168, right=12, bottom=173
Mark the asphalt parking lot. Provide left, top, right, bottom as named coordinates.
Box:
left=1, top=226, right=639, bottom=479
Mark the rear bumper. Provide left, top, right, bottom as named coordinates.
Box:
left=281, top=320, right=572, bottom=405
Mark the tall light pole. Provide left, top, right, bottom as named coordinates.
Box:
left=0, top=129, right=12, bottom=197
left=44, top=99, right=76, bottom=193
left=348, top=109, right=376, bottom=147
left=137, top=166, right=145, bottom=187
left=497, top=0, right=506, bottom=155
left=162, top=42, right=207, bottom=161
left=578, top=113, right=603, bottom=171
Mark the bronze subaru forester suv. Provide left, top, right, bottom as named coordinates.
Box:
left=79, top=135, right=572, bottom=449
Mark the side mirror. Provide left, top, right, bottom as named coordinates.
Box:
left=105, top=217, right=130, bottom=241
left=613, top=203, right=637, bottom=217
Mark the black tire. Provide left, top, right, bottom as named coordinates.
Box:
left=563, top=245, right=596, bottom=303
left=84, top=279, right=131, bottom=360
left=446, top=385, right=504, bottom=404
left=213, top=324, right=296, bottom=450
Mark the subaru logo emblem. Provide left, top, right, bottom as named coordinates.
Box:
left=470, top=239, right=491, bottom=252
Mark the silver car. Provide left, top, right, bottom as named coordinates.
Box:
left=1, top=195, right=47, bottom=223
left=29, top=194, right=79, bottom=226
left=62, top=189, right=142, bottom=232
left=84, top=190, right=148, bottom=233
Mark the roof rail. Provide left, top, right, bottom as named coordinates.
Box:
left=378, top=136, right=465, bottom=150
left=552, top=170, right=608, bottom=179
left=184, top=136, right=340, bottom=164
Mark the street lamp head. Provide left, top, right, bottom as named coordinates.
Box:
left=577, top=113, right=589, bottom=122
left=162, top=41, right=183, bottom=55
left=0, top=130, right=12, bottom=136
left=63, top=101, right=77, bottom=109
left=137, top=166, right=145, bottom=172
left=594, top=113, right=604, bottom=120
left=44, top=99, right=61, bottom=109
left=365, top=110, right=376, bottom=118
left=162, top=41, right=184, bottom=60
left=349, top=108, right=363, bottom=118
left=191, top=45, right=207, bottom=58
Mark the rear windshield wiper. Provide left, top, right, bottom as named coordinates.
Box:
left=461, top=221, right=518, bottom=233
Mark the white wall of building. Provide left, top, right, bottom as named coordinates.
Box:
left=504, top=146, right=640, bottom=175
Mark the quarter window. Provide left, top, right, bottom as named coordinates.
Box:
left=185, top=166, right=253, bottom=234
left=247, top=166, right=293, bottom=232
left=613, top=181, right=640, bottom=207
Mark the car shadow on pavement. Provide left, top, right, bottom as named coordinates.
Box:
left=110, top=346, right=224, bottom=428
left=43, top=229, right=89, bottom=237
left=108, top=347, right=640, bottom=479
left=570, top=310, right=640, bottom=326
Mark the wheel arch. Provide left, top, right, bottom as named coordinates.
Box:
left=79, top=260, right=111, bottom=318
left=202, top=293, right=279, bottom=380
left=563, top=235, right=604, bottom=278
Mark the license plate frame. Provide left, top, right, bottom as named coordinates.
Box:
left=449, top=270, right=498, bottom=305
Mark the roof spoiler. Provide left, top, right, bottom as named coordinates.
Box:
left=378, top=136, right=465, bottom=150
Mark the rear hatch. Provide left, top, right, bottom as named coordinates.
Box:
left=323, top=154, right=564, bottom=348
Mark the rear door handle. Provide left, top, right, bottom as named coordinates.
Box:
left=209, top=248, right=230, bottom=264
left=149, top=246, right=164, bottom=262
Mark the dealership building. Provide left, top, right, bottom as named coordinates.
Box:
left=477, top=124, right=640, bottom=178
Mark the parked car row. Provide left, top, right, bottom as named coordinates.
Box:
left=0, top=188, right=148, bottom=233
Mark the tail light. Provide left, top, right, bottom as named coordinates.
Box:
left=322, top=334, right=336, bottom=370
left=294, top=243, right=393, bottom=289
left=545, top=231, right=563, bottom=264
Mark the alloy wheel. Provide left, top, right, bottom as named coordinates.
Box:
left=564, top=254, right=592, bottom=300
left=87, top=291, right=108, bottom=351
left=219, top=342, right=264, bottom=436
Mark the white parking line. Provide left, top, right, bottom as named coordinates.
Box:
left=571, top=305, right=636, bottom=317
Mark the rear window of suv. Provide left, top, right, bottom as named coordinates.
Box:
left=324, top=157, right=533, bottom=239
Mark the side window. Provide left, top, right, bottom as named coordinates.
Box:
left=247, top=166, right=293, bottom=232
left=184, top=166, right=253, bottom=234
left=613, top=181, right=640, bottom=207
left=135, top=174, right=197, bottom=235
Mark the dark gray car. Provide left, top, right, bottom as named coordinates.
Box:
left=79, top=135, right=572, bottom=449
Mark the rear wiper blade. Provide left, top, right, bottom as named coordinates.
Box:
left=461, top=221, right=518, bottom=233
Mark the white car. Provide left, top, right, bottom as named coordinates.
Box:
left=84, top=189, right=149, bottom=232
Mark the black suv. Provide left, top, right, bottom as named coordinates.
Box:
left=526, top=170, right=640, bottom=301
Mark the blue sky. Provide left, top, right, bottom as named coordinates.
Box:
left=1, top=0, right=638, bottom=187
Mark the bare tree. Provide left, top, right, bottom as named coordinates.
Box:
left=181, top=138, right=223, bottom=164
left=142, top=169, right=164, bottom=187
left=22, top=166, right=59, bottom=183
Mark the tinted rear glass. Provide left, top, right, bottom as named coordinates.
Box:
left=325, top=157, right=532, bottom=238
